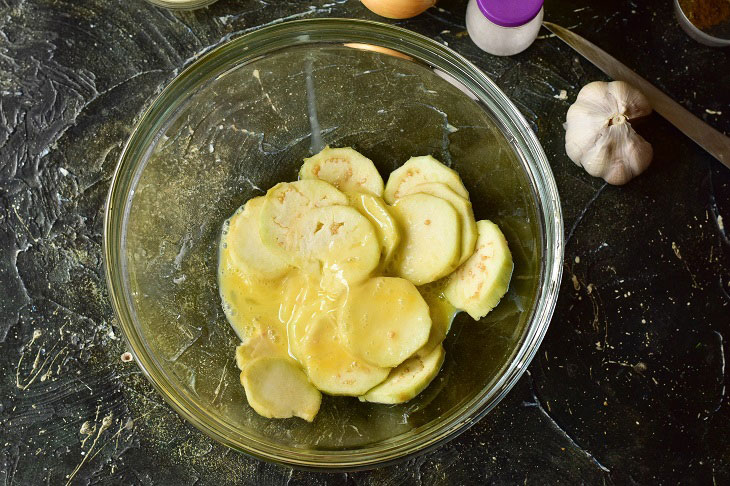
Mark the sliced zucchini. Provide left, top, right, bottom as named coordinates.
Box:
left=345, top=192, right=401, bottom=268
left=235, top=325, right=288, bottom=371
left=240, top=356, right=321, bottom=422
left=293, top=205, right=381, bottom=285
left=300, top=146, right=384, bottom=197
left=383, top=155, right=469, bottom=204
left=341, top=277, right=431, bottom=368
left=293, top=315, right=390, bottom=396
left=415, top=284, right=457, bottom=357
left=225, top=197, right=292, bottom=280
left=390, top=193, right=461, bottom=286
left=359, top=345, right=445, bottom=404
left=259, top=180, right=347, bottom=258
left=444, top=220, right=514, bottom=320
left=401, top=182, right=478, bottom=266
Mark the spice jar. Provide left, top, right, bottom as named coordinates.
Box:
left=675, top=0, right=730, bottom=47
left=466, top=0, right=544, bottom=56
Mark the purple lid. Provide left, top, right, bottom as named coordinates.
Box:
left=476, top=0, right=544, bottom=28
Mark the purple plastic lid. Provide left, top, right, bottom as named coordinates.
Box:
left=476, top=0, right=544, bottom=28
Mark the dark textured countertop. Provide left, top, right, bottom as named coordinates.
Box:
left=1, top=0, right=728, bottom=484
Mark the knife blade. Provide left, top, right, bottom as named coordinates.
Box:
left=543, top=21, right=730, bottom=169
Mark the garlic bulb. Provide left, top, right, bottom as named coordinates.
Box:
left=361, top=0, right=436, bottom=19
left=565, top=81, right=653, bottom=185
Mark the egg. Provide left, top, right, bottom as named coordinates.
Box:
left=361, top=0, right=436, bottom=19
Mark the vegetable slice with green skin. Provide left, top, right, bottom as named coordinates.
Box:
left=390, top=193, right=461, bottom=286
left=345, top=192, right=401, bottom=268
left=300, top=146, right=384, bottom=197
left=444, top=220, right=514, bottom=320
left=383, top=155, right=469, bottom=204
left=240, top=356, right=321, bottom=422
left=359, top=345, right=445, bottom=404
left=259, top=180, right=347, bottom=259
left=398, top=182, right=478, bottom=266
left=341, top=277, right=431, bottom=368
left=225, top=197, right=291, bottom=280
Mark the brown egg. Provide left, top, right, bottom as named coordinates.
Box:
left=361, top=0, right=437, bottom=19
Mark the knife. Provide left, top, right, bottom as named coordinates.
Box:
left=543, top=21, right=730, bottom=169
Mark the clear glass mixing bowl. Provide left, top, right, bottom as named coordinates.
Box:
left=104, top=18, right=563, bottom=469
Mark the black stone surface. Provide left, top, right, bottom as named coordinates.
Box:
left=1, top=0, right=728, bottom=484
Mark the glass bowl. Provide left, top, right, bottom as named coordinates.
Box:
left=104, top=18, right=563, bottom=469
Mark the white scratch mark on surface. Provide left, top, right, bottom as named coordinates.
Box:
left=525, top=371, right=611, bottom=474
left=66, top=410, right=113, bottom=485
left=67, top=410, right=154, bottom=485
left=671, top=242, right=700, bottom=289
left=212, top=361, right=229, bottom=405
left=253, top=69, right=282, bottom=117
left=713, top=331, right=725, bottom=413
left=566, top=183, right=608, bottom=244
left=16, top=330, right=67, bottom=390
left=242, top=177, right=263, bottom=193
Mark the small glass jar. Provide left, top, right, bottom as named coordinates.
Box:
left=466, top=0, right=544, bottom=56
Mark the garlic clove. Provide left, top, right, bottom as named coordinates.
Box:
left=577, top=123, right=653, bottom=185
left=564, top=103, right=613, bottom=159
left=564, top=81, right=653, bottom=185
left=607, top=81, right=652, bottom=121
left=608, top=125, right=653, bottom=185
left=573, top=82, right=618, bottom=113
left=361, top=0, right=436, bottom=19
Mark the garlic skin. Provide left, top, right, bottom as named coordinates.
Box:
left=565, top=81, right=653, bottom=185
left=361, top=0, right=436, bottom=19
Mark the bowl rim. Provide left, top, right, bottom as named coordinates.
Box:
left=674, top=0, right=730, bottom=47
left=104, top=17, right=564, bottom=470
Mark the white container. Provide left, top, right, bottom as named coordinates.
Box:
left=466, top=0, right=544, bottom=56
